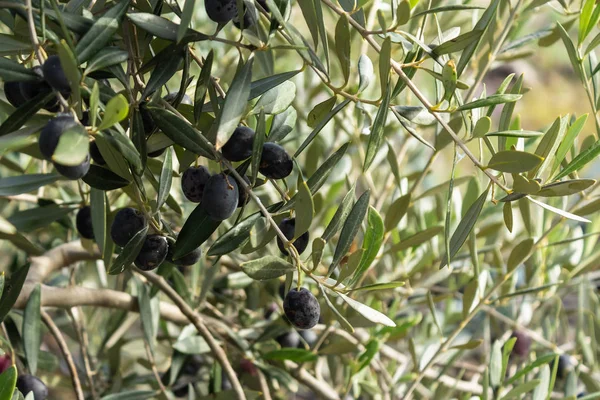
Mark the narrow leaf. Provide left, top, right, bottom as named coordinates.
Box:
left=440, top=186, right=489, bottom=268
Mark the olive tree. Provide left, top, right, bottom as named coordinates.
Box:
left=0, top=0, right=599, bottom=398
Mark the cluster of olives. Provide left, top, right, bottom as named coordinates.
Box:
left=180, top=125, right=293, bottom=221
left=205, top=0, right=268, bottom=29
left=4, top=55, right=69, bottom=112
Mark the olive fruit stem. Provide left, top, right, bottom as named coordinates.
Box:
left=132, top=183, right=162, bottom=232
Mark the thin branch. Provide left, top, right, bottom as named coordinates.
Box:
left=135, top=269, right=247, bottom=400
left=144, top=341, right=168, bottom=395
left=41, top=310, right=85, bottom=400
left=67, top=308, right=98, bottom=399
left=25, top=0, right=44, bottom=65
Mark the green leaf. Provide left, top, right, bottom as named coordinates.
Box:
left=433, top=29, right=484, bottom=56
left=90, top=188, right=107, bottom=254
left=387, top=226, right=443, bottom=253
left=337, top=292, right=395, bottom=327
left=97, top=94, right=129, bottom=131
left=172, top=335, right=210, bottom=354
left=177, top=0, right=197, bottom=43
left=295, top=100, right=350, bottom=157
left=216, top=57, right=253, bottom=149
left=264, top=348, right=318, bottom=363
left=500, top=379, right=541, bottom=400
left=126, top=12, right=208, bottom=42
left=579, top=0, right=596, bottom=45
left=350, top=206, right=384, bottom=286
left=485, top=130, right=543, bottom=138
left=472, top=117, right=492, bottom=138
left=529, top=115, right=568, bottom=179
left=0, top=91, right=55, bottom=136
left=8, top=205, right=74, bottom=232
left=320, top=285, right=354, bottom=332
left=507, top=238, right=534, bottom=271
left=307, top=97, right=336, bottom=129
left=147, top=107, right=215, bottom=159
left=346, top=281, right=404, bottom=292
left=294, top=177, right=314, bottom=239
left=297, top=0, right=319, bottom=48
left=252, top=81, right=295, bottom=115
left=23, top=284, right=41, bottom=375
left=240, top=255, right=295, bottom=280
left=527, top=196, right=591, bottom=223
left=532, top=365, right=550, bottom=400
left=82, top=165, right=130, bottom=190
left=487, top=151, right=543, bottom=173
left=364, top=81, right=391, bottom=171
left=156, top=148, right=173, bottom=211
left=551, top=114, right=587, bottom=177
left=0, top=264, right=30, bottom=323
left=456, top=0, right=500, bottom=76
left=101, top=130, right=143, bottom=176
left=249, top=71, right=301, bottom=100
left=440, top=186, right=489, bottom=268
left=0, top=366, right=17, bottom=400
left=412, top=5, right=485, bottom=17
left=506, top=353, right=559, bottom=385
left=456, top=94, right=522, bottom=111
left=269, top=107, right=297, bottom=142
left=193, top=50, right=213, bottom=122
left=89, top=83, right=100, bottom=129
left=379, top=37, right=391, bottom=96
left=100, top=391, right=157, bottom=400
left=335, top=15, right=351, bottom=83
left=537, top=179, right=595, bottom=197
left=137, top=281, right=155, bottom=352
left=251, top=111, right=266, bottom=185
left=207, top=213, right=261, bottom=256
left=553, top=139, right=600, bottom=181
left=84, top=47, right=129, bottom=76
left=384, top=194, right=410, bottom=232
left=330, top=190, right=370, bottom=271
left=357, top=55, right=374, bottom=93
left=322, top=185, right=356, bottom=242
left=173, top=205, right=220, bottom=259
left=141, top=44, right=185, bottom=99
left=108, top=224, right=149, bottom=275
left=574, top=198, right=600, bottom=216
left=503, top=202, right=513, bottom=232
left=52, top=124, right=89, bottom=166
left=451, top=339, right=483, bottom=350
left=0, top=57, right=38, bottom=81
left=57, top=39, right=81, bottom=108
left=558, top=23, right=585, bottom=83
left=0, top=173, right=60, bottom=196
left=75, top=0, right=130, bottom=64
left=489, top=340, right=503, bottom=387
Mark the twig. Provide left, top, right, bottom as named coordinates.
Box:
left=144, top=341, right=168, bottom=395
left=25, top=0, right=44, bottom=65
left=135, top=269, right=247, bottom=400
left=67, top=308, right=98, bottom=399
left=256, top=369, right=272, bottom=400
left=283, top=360, right=340, bottom=400
left=41, top=310, right=85, bottom=400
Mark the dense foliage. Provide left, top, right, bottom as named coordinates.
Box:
left=0, top=0, right=600, bottom=399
